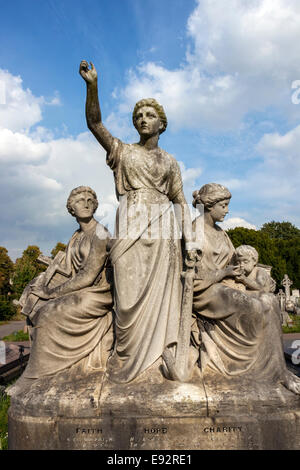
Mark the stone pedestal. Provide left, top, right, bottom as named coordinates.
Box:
left=8, top=361, right=300, bottom=450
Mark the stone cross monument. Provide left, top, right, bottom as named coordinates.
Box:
left=277, top=289, right=285, bottom=311
left=282, top=274, right=293, bottom=301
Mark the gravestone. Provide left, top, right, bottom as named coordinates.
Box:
left=282, top=274, right=293, bottom=301
left=278, top=289, right=285, bottom=311
left=292, top=289, right=300, bottom=298
left=291, top=289, right=300, bottom=308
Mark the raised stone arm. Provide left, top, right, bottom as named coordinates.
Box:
left=79, top=60, right=114, bottom=153
left=194, top=256, right=243, bottom=291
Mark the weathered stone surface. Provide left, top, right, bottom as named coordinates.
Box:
left=8, top=361, right=300, bottom=450
left=17, top=186, right=113, bottom=382
left=8, top=66, right=300, bottom=451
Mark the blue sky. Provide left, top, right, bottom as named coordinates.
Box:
left=1, top=0, right=300, bottom=260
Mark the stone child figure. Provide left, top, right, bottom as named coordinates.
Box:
left=79, top=60, right=197, bottom=383
left=222, top=244, right=276, bottom=293
left=10, top=186, right=114, bottom=391
left=233, top=245, right=276, bottom=293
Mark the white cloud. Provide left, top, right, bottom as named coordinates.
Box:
left=218, top=179, right=244, bottom=190
left=0, top=69, right=203, bottom=259
left=217, top=123, right=300, bottom=228
left=4, top=0, right=300, bottom=262
left=0, top=69, right=43, bottom=132
left=103, top=0, right=300, bottom=230
left=0, top=80, right=5, bottom=105
left=252, top=124, right=300, bottom=207
left=113, top=0, right=300, bottom=131
left=188, top=0, right=300, bottom=77
left=0, top=129, right=118, bottom=259
left=220, top=217, right=257, bottom=231
left=257, top=124, right=300, bottom=162
left=0, top=69, right=61, bottom=133
left=178, top=161, right=202, bottom=187
left=44, top=91, right=61, bottom=106
left=104, top=111, right=135, bottom=141
left=0, top=129, right=50, bottom=164
left=0, top=69, right=118, bottom=258
left=0, top=131, right=116, bottom=223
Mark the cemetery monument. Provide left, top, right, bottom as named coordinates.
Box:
left=7, top=61, right=300, bottom=450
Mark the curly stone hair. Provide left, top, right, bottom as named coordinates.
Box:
left=235, top=245, right=259, bottom=264
left=66, top=186, right=99, bottom=216
left=192, top=183, right=232, bottom=209
left=132, top=98, right=167, bottom=134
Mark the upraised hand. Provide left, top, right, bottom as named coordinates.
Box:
left=79, top=60, right=97, bottom=84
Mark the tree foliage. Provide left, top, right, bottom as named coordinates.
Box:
left=0, top=247, right=14, bottom=295
left=51, top=242, right=66, bottom=259
left=276, top=237, right=300, bottom=289
left=1, top=219, right=300, bottom=312
left=0, top=299, right=17, bottom=321
left=261, top=221, right=300, bottom=240
left=12, top=245, right=46, bottom=296
left=0, top=391, right=10, bottom=450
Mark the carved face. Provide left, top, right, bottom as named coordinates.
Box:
left=71, top=191, right=95, bottom=219
left=236, top=255, right=257, bottom=275
left=134, top=106, right=163, bottom=137
left=209, top=199, right=230, bottom=222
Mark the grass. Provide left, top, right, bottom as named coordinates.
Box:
left=282, top=315, right=300, bottom=334
left=2, top=330, right=29, bottom=342
left=0, top=390, right=10, bottom=450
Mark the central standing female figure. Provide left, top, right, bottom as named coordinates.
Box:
left=80, top=61, right=195, bottom=383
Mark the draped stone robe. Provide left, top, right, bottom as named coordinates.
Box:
left=106, top=139, right=183, bottom=383
left=192, top=220, right=287, bottom=383
left=23, top=222, right=113, bottom=379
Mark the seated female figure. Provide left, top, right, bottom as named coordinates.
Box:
left=16, top=186, right=114, bottom=382
left=192, top=183, right=300, bottom=394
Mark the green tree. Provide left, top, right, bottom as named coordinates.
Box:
left=0, top=247, right=14, bottom=295
left=261, top=221, right=300, bottom=240
left=0, top=299, right=17, bottom=321
left=12, top=245, right=46, bottom=297
left=0, top=392, right=10, bottom=450
left=226, top=224, right=300, bottom=289
left=276, top=238, right=300, bottom=288
left=22, top=245, right=42, bottom=266
left=51, top=242, right=66, bottom=259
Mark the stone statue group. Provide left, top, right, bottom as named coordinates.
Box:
left=11, top=61, right=300, bottom=396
